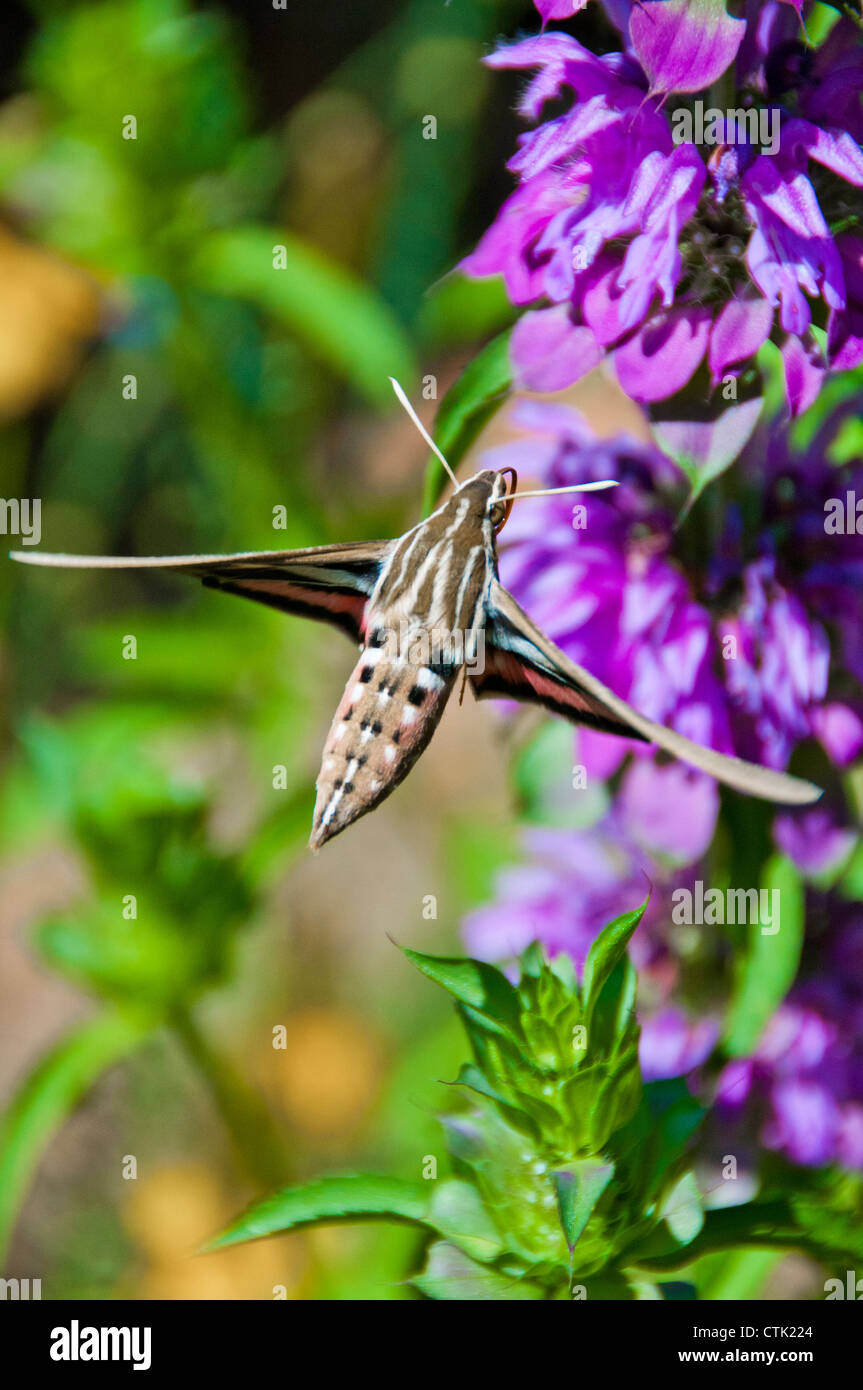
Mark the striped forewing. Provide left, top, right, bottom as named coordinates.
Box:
left=477, top=580, right=822, bottom=806
left=12, top=541, right=390, bottom=641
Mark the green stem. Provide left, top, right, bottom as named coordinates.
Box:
left=172, top=1008, right=292, bottom=1192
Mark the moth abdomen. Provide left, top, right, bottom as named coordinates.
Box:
left=309, top=648, right=456, bottom=850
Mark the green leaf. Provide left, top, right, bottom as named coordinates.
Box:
left=413, top=1241, right=544, bottom=1300
left=207, top=1175, right=431, bottom=1251
left=649, top=1088, right=706, bottom=1183
left=418, top=273, right=515, bottom=351
left=581, top=898, right=648, bottom=1028
left=191, top=225, right=416, bottom=405
left=661, top=1171, right=704, bottom=1246
left=451, top=1062, right=542, bottom=1142
left=421, top=330, right=511, bottom=513
left=519, top=940, right=545, bottom=979
left=590, top=955, right=639, bottom=1052
left=0, top=1009, right=152, bottom=1263
left=552, top=1162, right=614, bottom=1252
left=403, top=946, right=522, bottom=1036
left=427, top=1180, right=504, bottom=1263
left=723, top=855, right=804, bottom=1057
left=452, top=1061, right=508, bottom=1106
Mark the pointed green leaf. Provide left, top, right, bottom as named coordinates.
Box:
left=518, top=940, right=545, bottom=979
left=451, top=1064, right=542, bottom=1143
left=403, top=946, right=522, bottom=1035
left=625, top=1200, right=803, bottom=1271
left=453, top=1062, right=508, bottom=1106
left=206, top=1175, right=430, bottom=1251
left=582, top=898, right=648, bottom=1026
left=590, top=954, right=639, bottom=1051
left=653, top=398, right=763, bottom=516
left=553, top=1162, right=615, bottom=1252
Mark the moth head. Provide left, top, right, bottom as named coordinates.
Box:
left=453, top=467, right=514, bottom=530
left=489, top=467, right=514, bottom=530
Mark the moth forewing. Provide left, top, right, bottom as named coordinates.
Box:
left=477, top=580, right=823, bottom=807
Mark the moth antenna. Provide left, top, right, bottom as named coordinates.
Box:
left=510, top=481, right=619, bottom=499
left=389, top=377, right=458, bottom=487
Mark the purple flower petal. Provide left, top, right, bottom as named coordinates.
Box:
left=485, top=33, right=627, bottom=120
left=774, top=807, right=856, bottom=877
left=708, top=295, right=774, bottom=383
left=613, top=307, right=711, bottom=401
left=509, top=95, right=622, bottom=180
left=535, top=0, right=590, bottom=20
left=640, top=1008, right=718, bottom=1081
left=742, top=158, right=845, bottom=334
left=781, top=333, right=826, bottom=416
left=781, top=117, right=863, bottom=189
left=630, top=0, right=745, bottom=96
left=716, top=1057, right=755, bottom=1110
left=764, top=1079, right=840, bottom=1166
left=620, top=758, right=719, bottom=863
left=828, top=307, right=863, bottom=373
left=459, top=173, right=574, bottom=305
left=811, top=702, right=863, bottom=766
left=828, top=234, right=863, bottom=371
left=581, top=250, right=631, bottom=345
left=511, top=306, right=602, bottom=391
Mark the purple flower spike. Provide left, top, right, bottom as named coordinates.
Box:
left=467, top=18, right=863, bottom=414
left=630, top=0, right=745, bottom=96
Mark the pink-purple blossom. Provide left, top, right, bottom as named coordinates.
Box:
left=717, top=905, right=863, bottom=1170
left=486, top=398, right=860, bottom=795
left=464, top=12, right=863, bottom=413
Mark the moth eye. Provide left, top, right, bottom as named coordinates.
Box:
left=489, top=501, right=506, bottom=528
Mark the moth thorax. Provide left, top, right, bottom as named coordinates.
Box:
left=366, top=618, right=484, bottom=672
